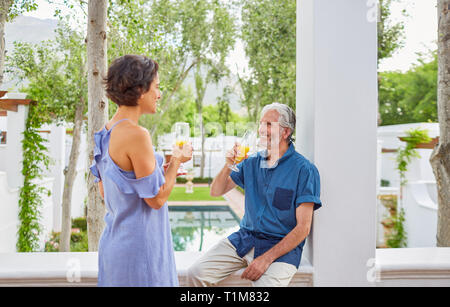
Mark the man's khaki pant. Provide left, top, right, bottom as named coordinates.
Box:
left=187, top=238, right=298, bottom=287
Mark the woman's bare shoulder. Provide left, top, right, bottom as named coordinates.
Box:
left=125, top=124, right=153, bottom=150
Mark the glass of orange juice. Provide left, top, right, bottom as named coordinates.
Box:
left=229, top=130, right=257, bottom=172
left=174, top=122, right=190, bottom=176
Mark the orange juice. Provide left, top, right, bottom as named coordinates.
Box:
left=176, top=140, right=187, bottom=148
left=235, top=145, right=250, bottom=163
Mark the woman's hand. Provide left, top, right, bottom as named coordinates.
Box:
left=172, top=142, right=193, bottom=163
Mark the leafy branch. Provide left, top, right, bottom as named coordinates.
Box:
left=396, top=128, right=432, bottom=186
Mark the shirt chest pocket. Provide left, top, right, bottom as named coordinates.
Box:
left=272, top=187, right=294, bottom=211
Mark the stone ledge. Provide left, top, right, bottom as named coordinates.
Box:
left=0, top=251, right=313, bottom=287
left=375, top=247, right=450, bottom=286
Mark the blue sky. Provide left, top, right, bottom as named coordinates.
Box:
left=23, top=0, right=438, bottom=73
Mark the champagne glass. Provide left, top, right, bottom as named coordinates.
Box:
left=228, top=130, right=257, bottom=172
left=174, top=122, right=190, bottom=176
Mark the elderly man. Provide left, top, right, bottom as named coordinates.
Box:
left=187, top=103, right=322, bottom=287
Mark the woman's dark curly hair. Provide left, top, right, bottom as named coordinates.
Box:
left=104, top=55, right=159, bottom=106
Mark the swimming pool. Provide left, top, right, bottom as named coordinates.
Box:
left=168, top=205, right=240, bottom=252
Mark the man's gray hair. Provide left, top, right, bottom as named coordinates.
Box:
left=260, top=103, right=296, bottom=143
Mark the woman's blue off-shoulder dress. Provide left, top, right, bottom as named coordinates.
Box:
left=89, top=118, right=178, bottom=287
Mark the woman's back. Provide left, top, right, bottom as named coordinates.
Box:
left=90, top=118, right=179, bottom=287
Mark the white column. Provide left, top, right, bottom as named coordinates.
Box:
left=297, top=0, right=378, bottom=286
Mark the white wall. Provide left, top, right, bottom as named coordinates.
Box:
left=378, top=123, right=439, bottom=188
left=403, top=182, right=438, bottom=247
left=0, top=172, right=19, bottom=253
left=0, top=117, right=6, bottom=131
left=0, top=96, right=28, bottom=252
left=1, top=104, right=28, bottom=189
left=377, top=123, right=439, bottom=248
left=0, top=172, right=53, bottom=252
left=0, top=116, right=8, bottom=172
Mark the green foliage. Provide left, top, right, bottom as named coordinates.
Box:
left=379, top=194, right=407, bottom=248
left=45, top=230, right=89, bottom=252
left=396, top=128, right=432, bottom=186
left=107, top=0, right=237, bottom=141
left=380, top=179, right=391, bottom=187
left=7, top=21, right=87, bottom=251
left=6, top=0, right=38, bottom=21
left=72, top=217, right=87, bottom=232
left=378, top=0, right=407, bottom=64
left=239, top=0, right=296, bottom=119
left=16, top=101, right=51, bottom=252
left=385, top=208, right=407, bottom=248
left=202, top=103, right=247, bottom=137
left=379, top=50, right=438, bottom=125
left=150, top=85, right=247, bottom=140
left=7, top=22, right=87, bottom=124
left=146, top=85, right=197, bottom=138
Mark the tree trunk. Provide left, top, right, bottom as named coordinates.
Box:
left=59, top=100, right=85, bottom=252
left=194, top=65, right=207, bottom=178
left=430, top=0, right=450, bottom=247
left=0, top=0, right=12, bottom=87
left=87, top=0, right=108, bottom=252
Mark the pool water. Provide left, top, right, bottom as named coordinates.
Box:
left=168, top=205, right=240, bottom=252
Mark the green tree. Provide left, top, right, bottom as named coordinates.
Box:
left=7, top=21, right=88, bottom=251
left=377, top=0, right=408, bottom=125
left=108, top=0, right=237, bottom=177
left=151, top=85, right=197, bottom=138
left=153, top=84, right=247, bottom=139
left=202, top=103, right=247, bottom=137
left=0, top=0, right=38, bottom=86
left=379, top=50, right=438, bottom=125
left=378, top=0, right=407, bottom=65
left=239, top=0, right=296, bottom=121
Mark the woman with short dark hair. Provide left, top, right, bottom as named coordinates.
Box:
left=90, top=54, right=192, bottom=286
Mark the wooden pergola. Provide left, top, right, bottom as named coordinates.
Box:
left=0, top=91, right=32, bottom=112
left=0, top=91, right=33, bottom=144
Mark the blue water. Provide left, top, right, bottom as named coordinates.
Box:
left=168, top=205, right=240, bottom=252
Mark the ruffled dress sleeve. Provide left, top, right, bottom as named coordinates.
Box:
left=108, top=164, right=166, bottom=199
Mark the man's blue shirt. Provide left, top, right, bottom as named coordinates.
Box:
left=228, top=143, right=322, bottom=268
